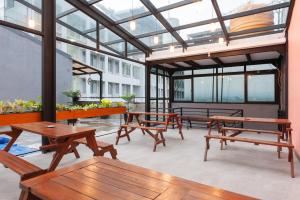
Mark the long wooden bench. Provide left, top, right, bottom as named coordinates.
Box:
left=204, top=128, right=295, bottom=178
left=0, top=151, right=45, bottom=181
left=181, top=116, right=210, bottom=129
left=116, top=124, right=166, bottom=152
left=74, top=138, right=118, bottom=159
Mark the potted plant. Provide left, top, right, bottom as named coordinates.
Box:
left=62, top=90, right=81, bottom=105
left=121, top=94, right=136, bottom=122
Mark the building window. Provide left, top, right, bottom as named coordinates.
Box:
left=80, top=78, right=86, bottom=94
left=133, top=85, right=141, bottom=97
left=108, top=57, right=119, bottom=74
left=90, top=80, right=99, bottom=95
left=194, top=76, right=216, bottom=102
left=122, top=62, right=131, bottom=77
left=90, top=53, right=105, bottom=71
left=122, top=84, right=131, bottom=95
left=108, top=82, right=119, bottom=97
left=133, top=65, right=141, bottom=79
left=247, top=74, right=275, bottom=102
left=174, top=79, right=192, bottom=101
left=218, top=75, right=244, bottom=103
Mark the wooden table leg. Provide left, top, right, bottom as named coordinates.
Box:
left=175, top=116, right=184, bottom=140
left=3, top=129, right=22, bottom=152
left=85, top=133, right=101, bottom=157
left=204, top=137, right=210, bottom=161
left=135, top=114, right=145, bottom=135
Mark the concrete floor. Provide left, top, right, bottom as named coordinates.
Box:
left=0, top=128, right=300, bottom=200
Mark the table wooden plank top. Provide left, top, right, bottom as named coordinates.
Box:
left=11, top=121, right=96, bottom=139
left=20, top=157, right=258, bottom=200
left=210, top=116, right=291, bottom=125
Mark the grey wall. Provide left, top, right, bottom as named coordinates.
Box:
left=172, top=102, right=279, bottom=129
left=0, top=26, right=72, bottom=104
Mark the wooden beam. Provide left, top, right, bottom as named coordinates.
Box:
left=211, top=0, right=229, bottom=45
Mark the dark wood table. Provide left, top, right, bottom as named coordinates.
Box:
left=3, top=121, right=101, bottom=172
left=20, top=156, right=258, bottom=200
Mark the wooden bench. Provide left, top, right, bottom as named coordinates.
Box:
left=0, top=151, right=45, bottom=181
left=181, top=115, right=210, bottom=129
left=220, top=127, right=283, bottom=158
left=116, top=124, right=166, bottom=152
left=73, top=138, right=118, bottom=159
left=203, top=128, right=295, bottom=178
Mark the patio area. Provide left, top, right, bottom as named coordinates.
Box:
left=1, top=127, right=300, bottom=200
left=1, top=0, right=300, bottom=199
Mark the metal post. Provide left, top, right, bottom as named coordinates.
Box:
left=99, top=72, right=102, bottom=101
left=145, top=63, right=151, bottom=121
left=42, top=0, right=56, bottom=146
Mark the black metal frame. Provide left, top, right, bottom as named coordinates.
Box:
left=170, top=64, right=279, bottom=105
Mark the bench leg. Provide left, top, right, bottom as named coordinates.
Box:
left=204, top=137, right=210, bottom=161
left=277, top=135, right=281, bottom=159
left=116, top=128, right=122, bottom=145
left=159, top=131, right=166, bottom=147
left=110, top=148, right=118, bottom=160
left=288, top=148, right=295, bottom=178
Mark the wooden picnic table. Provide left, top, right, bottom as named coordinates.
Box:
left=116, top=112, right=184, bottom=151
left=4, top=121, right=101, bottom=172
left=20, top=156, right=258, bottom=200
left=205, top=116, right=295, bottom=177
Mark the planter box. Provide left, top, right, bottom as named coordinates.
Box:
left=56, top=107, right=126, bottom=121
left=0, top=107, right=126, bottom=126
left=0, top=112, right=41, bottom=126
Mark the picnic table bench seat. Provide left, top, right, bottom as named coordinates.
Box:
left=74, top=138, right=118, bottom=159
left=0, top=151, right=45, bottom=181
left=221, top=127, right=282, bottom=136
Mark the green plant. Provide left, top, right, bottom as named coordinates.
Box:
left=115, top=102, right=125, bottom=107
left=62, top=90, right=81, bottom=98
left=100, top=99, right=112, bottom=108
left=121, top=94, right=135, bottom=111
left=0, top=101, right=4, bottom=114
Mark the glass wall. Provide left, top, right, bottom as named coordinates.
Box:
left=172, top=63, right=277, bottom=104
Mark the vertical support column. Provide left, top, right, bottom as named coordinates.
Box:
left=169, top=71, right=174, bottom=111
left=99, top=72, right=103, bottom=100
left=96, top=22, right=100, bottom=51
left=145, top=63, right=151, bottom=120
left=42, top=0, right=56, bottom=146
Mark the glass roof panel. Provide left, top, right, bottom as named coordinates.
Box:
left=1, top=0, right=42, bottom=31
left=217, top=0, right=290, bottom=16
left=107, top=41, right=125, bottom=55
left=139, top=32, right=176, bottom=47
left=119, top=15, right=165, bottom=36
left=149, top=0, right=183, bottom=8
left=225, top=8, right=288, bottom=33
left=93, top=0, right=149, bottom=21
left=100, top=27, right=122, bottom=44
left=60, top=10, right=96, bottom=32
left=177, top=23, right=222, bottom=41
left=56, top=0, right=74, bottom=17
left=161, top=0, right=216, bottom=27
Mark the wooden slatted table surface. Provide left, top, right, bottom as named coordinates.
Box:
left=20, top=157, right=258, bottom=200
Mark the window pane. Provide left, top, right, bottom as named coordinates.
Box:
left=194, top=76, right=216, bottom=102
left=218, top=75, right=244, bottom=102
left=174, top=79, right=192, bottom=101
left=247, top=64, right=276, bottom=71
left=248, top=74, right=275, bottom=102
left=173, top=70, right=192, bottom=76
left=1, top=0, right=42, bottom=31
left=222, top=66, right=244, bottom=73
left=161, top=0, right=215, bottom=27
left=122, top=62, right=131, bottom=77
left=93, top=0, right=148, bottom=21
left=194, top=68, right=215, bottom=75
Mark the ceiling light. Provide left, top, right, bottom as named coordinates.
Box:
left=153, top=36, right=159, bottom=45
left=28, top=19, right=35, bottom=28
left=169, top=45, right=175, bottom=53
left=218, top=37, right=224, bottom=44
left=129, top=20, right=136, bottom=31
left=209, top=23, right=217, bottom=32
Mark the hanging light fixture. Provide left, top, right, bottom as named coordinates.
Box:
left=218, top=37, right=224, bottom=44
left=28, top=19, right=35, bottom=28
left=129, top=0, right=136, bottom=31
left=153, top=36, right=159, bottom=45
left=169, top=45, right=175, bottom=52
